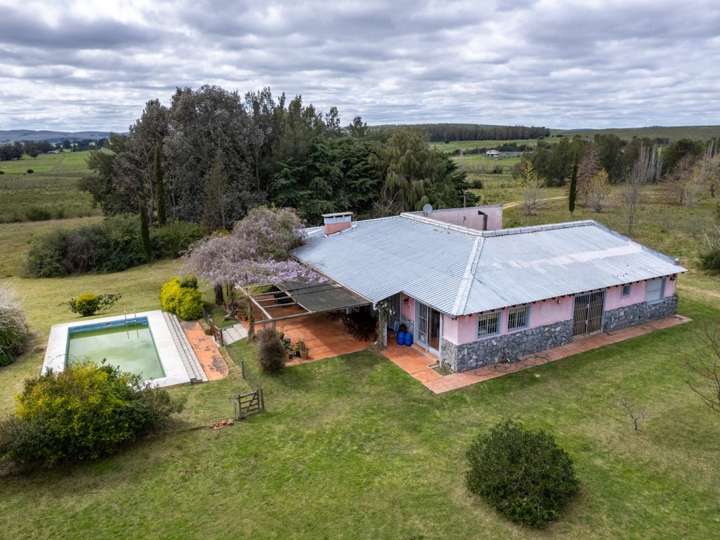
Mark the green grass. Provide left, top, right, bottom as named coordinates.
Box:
left=431, top=139, right=542, bottom=153
left=0, top=151, right=99, bottom=223
left=0, top=297, right=718, bottom=538
left=1, top=156, right=720, bottom=537
left=0, top=216, right=102, bottom=278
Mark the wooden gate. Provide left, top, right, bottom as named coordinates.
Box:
left=573, top=291, right=605, bottom=336
left=232, top=389, right=265, bottom=419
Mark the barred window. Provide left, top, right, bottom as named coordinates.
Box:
left=622, top=284, right=632, bottom=297
left=507, top=305, right=529, bottom=331
left=477, top=311, right=500, bottom=337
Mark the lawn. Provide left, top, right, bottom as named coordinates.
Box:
left=1, top=151, right=720, bottom=537
left=430, top=138, right=542, bottom=153
left=0, top=150, right=99, bottom=223
left=0, top=296, right=718, bottom=538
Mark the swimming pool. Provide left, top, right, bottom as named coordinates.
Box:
left=43, top=310, right=207, bottom=387
left=66, top=317, right=165, bottom=380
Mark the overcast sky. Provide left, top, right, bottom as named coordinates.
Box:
left=1, top=0, right=719, bottom=132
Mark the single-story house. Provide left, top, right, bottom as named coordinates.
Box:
left=292, top=207, right=685, bottom=373
left=485, top=149, right=501, bottom=158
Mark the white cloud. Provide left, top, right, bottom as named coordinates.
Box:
left=0, top=0, right=718, bottom=130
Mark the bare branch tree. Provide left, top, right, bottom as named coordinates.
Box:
left=617, top=397, right=647, bottom=432
left=624, top=144, right=654, bottom=235
left=685, top=323, right=720, bottom=414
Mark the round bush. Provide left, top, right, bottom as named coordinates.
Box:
left=257, top=328, right=287, bottom=373
left=175, top=287, right=203, bottom=320
left=700, top=248, right=720, bottom=273
left=466, top=420, right=579, bottom=528
left=69, top=293, right=101, bottom=316
left=68, top=293, right=121, bottom=317
left=0, top=289, right=30, bottom=367
left=0, top=363, right=182, bottom=468
left=160, top=277, right=203, bottom=320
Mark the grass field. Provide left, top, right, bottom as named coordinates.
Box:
left=0, top=151, right=98, bottom=223
left=431, top=139, right=541, bottom=153
left=1, top=144, right=720, bottom=538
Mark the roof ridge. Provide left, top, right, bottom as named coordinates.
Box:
left=399, top=212, right=484, bottom=236
left=451, top=236, right=485, bottom=315
left=479, top=220, right=596, bottom=237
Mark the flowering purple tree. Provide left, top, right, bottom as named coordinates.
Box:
left=184, top=207, right=323, bottom=303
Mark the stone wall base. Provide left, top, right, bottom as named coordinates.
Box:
left=442, top=296, right=679, bottom=373
left=441, top=320, right=573, bottom=373
left=603, top=295, right=678, bottom=332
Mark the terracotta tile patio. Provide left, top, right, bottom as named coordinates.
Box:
left=257, top=313, right=371, bottom=365
left=384, top=315, right=691, bottom=395
left=181, top=321, right=229, bottom=381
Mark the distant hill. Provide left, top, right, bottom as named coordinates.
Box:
left=0, top=130, right=113, bottom=143
left=551, top=125, right=720, bottom=141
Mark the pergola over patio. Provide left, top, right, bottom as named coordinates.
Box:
left=240, top=280, right=371, bottom=324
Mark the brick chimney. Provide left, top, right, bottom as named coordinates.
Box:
left=323, top=212, right=353, bottom=235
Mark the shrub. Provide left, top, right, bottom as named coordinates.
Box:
left=257, top=328, right=287, bottom=373
left=700, top=248, right=720, bottom=272
left=466, top=420, right=579, bottom=528
left=160, top=277, right=203, bottom=320
left=179, top=274, right=198, bottom=289
left=25, top=216, right=206, bottom=277
left=0, top=289, right=30, bottom=367
left=470, top=179, right=483, bottom=189
left=0, top=363, right=182, bottom=468
left=175, top=287, right=203, bottom=320
left=152, top=221, right=206, bottom=259
left=342, top=306, right=377, bottom=340
left=26, top=169, right=34, bottom=174
left=24, top=207, right=53, bottom=221
left=68, top=293, right=121, bottom=317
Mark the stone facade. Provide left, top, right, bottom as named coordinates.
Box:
left=440, top=295, right=679, bottom=373
left=603, top=295, right=678, bottom=332
left=441, top=320, right=573, bottom=373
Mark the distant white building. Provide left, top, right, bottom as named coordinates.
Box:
left=485, top=149, right=500, bottom=158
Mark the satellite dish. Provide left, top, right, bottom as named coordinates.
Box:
left=422, top=203, right=433, bottom=216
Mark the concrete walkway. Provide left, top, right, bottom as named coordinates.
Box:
left=221, top=323, right=247, bottom=345
left=384, top=315, right=691, bottom=395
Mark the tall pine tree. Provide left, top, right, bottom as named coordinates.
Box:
left=153, top=144, right=167, bottom=225
left=568, top=157, right=578, bottom=214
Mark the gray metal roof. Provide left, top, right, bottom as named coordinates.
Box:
left=293, top=216, right=686, bottom=316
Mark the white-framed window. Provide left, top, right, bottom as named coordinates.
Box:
left=507, top=305, right=530, bottom=331
left=645, top=278, right=665, bottom=303
left=477, top=311, right=500, bottom=337
left=622, top=284, right=632, bottom=297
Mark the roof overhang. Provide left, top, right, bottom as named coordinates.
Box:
left=237, top=280, right=371, bottom=324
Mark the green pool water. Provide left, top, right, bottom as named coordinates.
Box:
left=66, top=322, right=165, bottom=380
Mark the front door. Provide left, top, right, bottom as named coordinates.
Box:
left=416, top=302, right=441, bottom=352
left=572, top=291, right=605, bottom=336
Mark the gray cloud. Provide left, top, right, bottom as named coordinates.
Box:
left=0, top=0, right=718, bottom=131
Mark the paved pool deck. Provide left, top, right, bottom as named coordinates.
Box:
left=382, top=315, right=691, bottom=394
left=181, top=322, right=229, bottom=381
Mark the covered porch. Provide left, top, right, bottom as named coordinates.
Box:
left=241, top=280, right=373, bottom=363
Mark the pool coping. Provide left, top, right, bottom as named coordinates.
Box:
left=43, top=310, right=199, bottom=388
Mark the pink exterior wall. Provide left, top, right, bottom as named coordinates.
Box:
left=605, top=282, right=645, bottom=310
left=443, top=296, right=577, bottom=345
left=437, top=275, right=680, bottom=346
left=428, top=206, right=503, bottom=231
left=400, top=294, right=415, bottom=322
